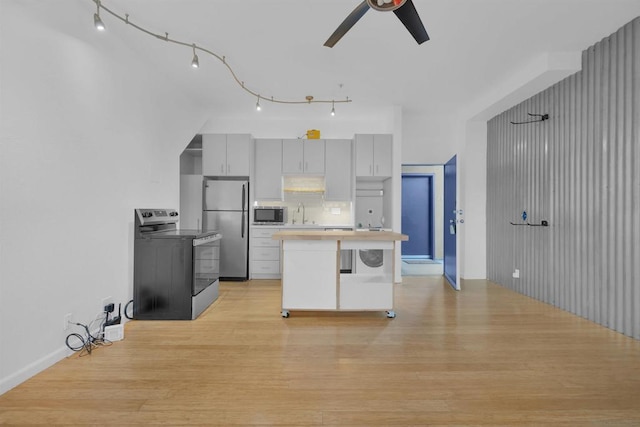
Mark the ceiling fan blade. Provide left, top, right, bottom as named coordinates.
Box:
left=393, top=0, right=429, bottom=44
left=324, top=0, right=370, bottom=48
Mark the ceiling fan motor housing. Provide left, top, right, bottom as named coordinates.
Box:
left=367, top=0, right=406, bottom=12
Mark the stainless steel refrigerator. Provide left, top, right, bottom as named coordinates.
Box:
left=203, top=178, right=249, bottom=280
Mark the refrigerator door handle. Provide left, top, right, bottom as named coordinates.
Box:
left=241, top=184, right=246, bottom=238
left=241, top=184, right=246, bottom=212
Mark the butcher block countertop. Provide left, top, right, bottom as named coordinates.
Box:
left=272, top=230, right=408, bottom=241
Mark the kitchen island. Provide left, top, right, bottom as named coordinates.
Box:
left=272, top=230, right=408, bottom=318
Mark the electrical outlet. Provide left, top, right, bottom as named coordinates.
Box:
left=102, top=296, right=113, bottom=311
left=64, top=313, right=73, bottom=330
left=512, top=269, right=520, bottom=279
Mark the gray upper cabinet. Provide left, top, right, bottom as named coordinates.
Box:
left=355, top=134, right=392, bottom=178
left=282, top=139, right=325, bottom=174
left=324, top=139, right=352, bottom=201
left=254, top=139, right=283, bottom=201
left=202, top=134, right=251, bottom=176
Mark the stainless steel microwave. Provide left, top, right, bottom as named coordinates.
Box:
left=253, top=206, right=287, bottom=224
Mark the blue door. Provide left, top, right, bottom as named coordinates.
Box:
left=443, top=155, right=458, bottom=290
left=401, top=174, right=433, bottom=258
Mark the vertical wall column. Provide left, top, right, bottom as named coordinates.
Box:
left=486, top=17, right=640, bottom=339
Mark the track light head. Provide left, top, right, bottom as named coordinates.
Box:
left=330, top=101, right=336, bottom=116
left=94, top=1, right=105, bottom=31
left=94, top=13, right=105, bottom=31
left=191, top=44, right=199, bottom=68
left=256, top=97, right=261, bottom=111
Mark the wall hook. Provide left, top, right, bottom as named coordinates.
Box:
left=509, top=220, right=549, bottom=227
left=510, top=113, right=549, bottom=125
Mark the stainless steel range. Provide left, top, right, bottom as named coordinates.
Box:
left=133, top=208, right=222, bottom=320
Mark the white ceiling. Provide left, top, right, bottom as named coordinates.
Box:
left=99, top=0, right=640, bottom=120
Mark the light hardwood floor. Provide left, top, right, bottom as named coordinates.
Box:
left=1, top=277, right=640, bottom=425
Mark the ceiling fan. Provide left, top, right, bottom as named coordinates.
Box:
left=324, top=0, right=430, bottom=48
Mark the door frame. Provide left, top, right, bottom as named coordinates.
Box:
left=401, top=173, right=435, bottom=259
left=444, top=155, right=459, bottom=290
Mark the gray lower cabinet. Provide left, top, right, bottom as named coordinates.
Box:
left=179, top=174, right=202, bottom=229
left=250, top=227, right=281, bottom=279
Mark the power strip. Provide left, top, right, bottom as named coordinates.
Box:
left=104, top=324, right=124, bottom=342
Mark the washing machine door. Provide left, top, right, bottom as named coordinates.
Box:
left=358, top=249, right=383, bottom=268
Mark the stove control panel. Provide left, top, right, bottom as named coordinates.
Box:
left=136, top=208, right=179, bottom=226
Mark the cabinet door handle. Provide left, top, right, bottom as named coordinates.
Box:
left=220, top=164, right=224, bottom=174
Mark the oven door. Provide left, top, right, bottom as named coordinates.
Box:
left=193, top=234, right=221, bottom=296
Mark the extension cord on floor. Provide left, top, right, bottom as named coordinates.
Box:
left=104, top=324, right=124, bottom=342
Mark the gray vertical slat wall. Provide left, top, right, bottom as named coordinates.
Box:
left=487, top=17, right=639, bottom=339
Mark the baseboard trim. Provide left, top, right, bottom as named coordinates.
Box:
left=0, top=345, right=73, bottom=395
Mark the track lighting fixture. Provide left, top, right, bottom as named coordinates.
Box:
left=87, top=0, right=352, bottom=110
left=330, top=101, right=336, bottom=116
left=191, top=44, right=199, bottom=68
left=93, top=0, right=105, bottom=31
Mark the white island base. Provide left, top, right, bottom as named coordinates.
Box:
left=273, top=230, right=408, bottom=318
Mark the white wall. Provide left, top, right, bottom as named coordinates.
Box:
left=0, top=1, right=207, bottom=393
left=402, top=113, right=458, bottom=165
left=459, top=121, right=487, bottom=279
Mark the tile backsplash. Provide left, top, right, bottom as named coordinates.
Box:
left=255, top=193, right=352, bottom=225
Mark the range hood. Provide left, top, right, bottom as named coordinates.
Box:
left=356, top=189, right=383, bottom=197
left=283, top=176, right=325, bottom=193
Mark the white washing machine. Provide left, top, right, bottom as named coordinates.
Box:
left=353, top=186, right=389, bottom=274
left=355, top=248, right=385, bottom=274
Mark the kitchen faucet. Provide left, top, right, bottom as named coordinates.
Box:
left=297, top=202, right=306, bottom=224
